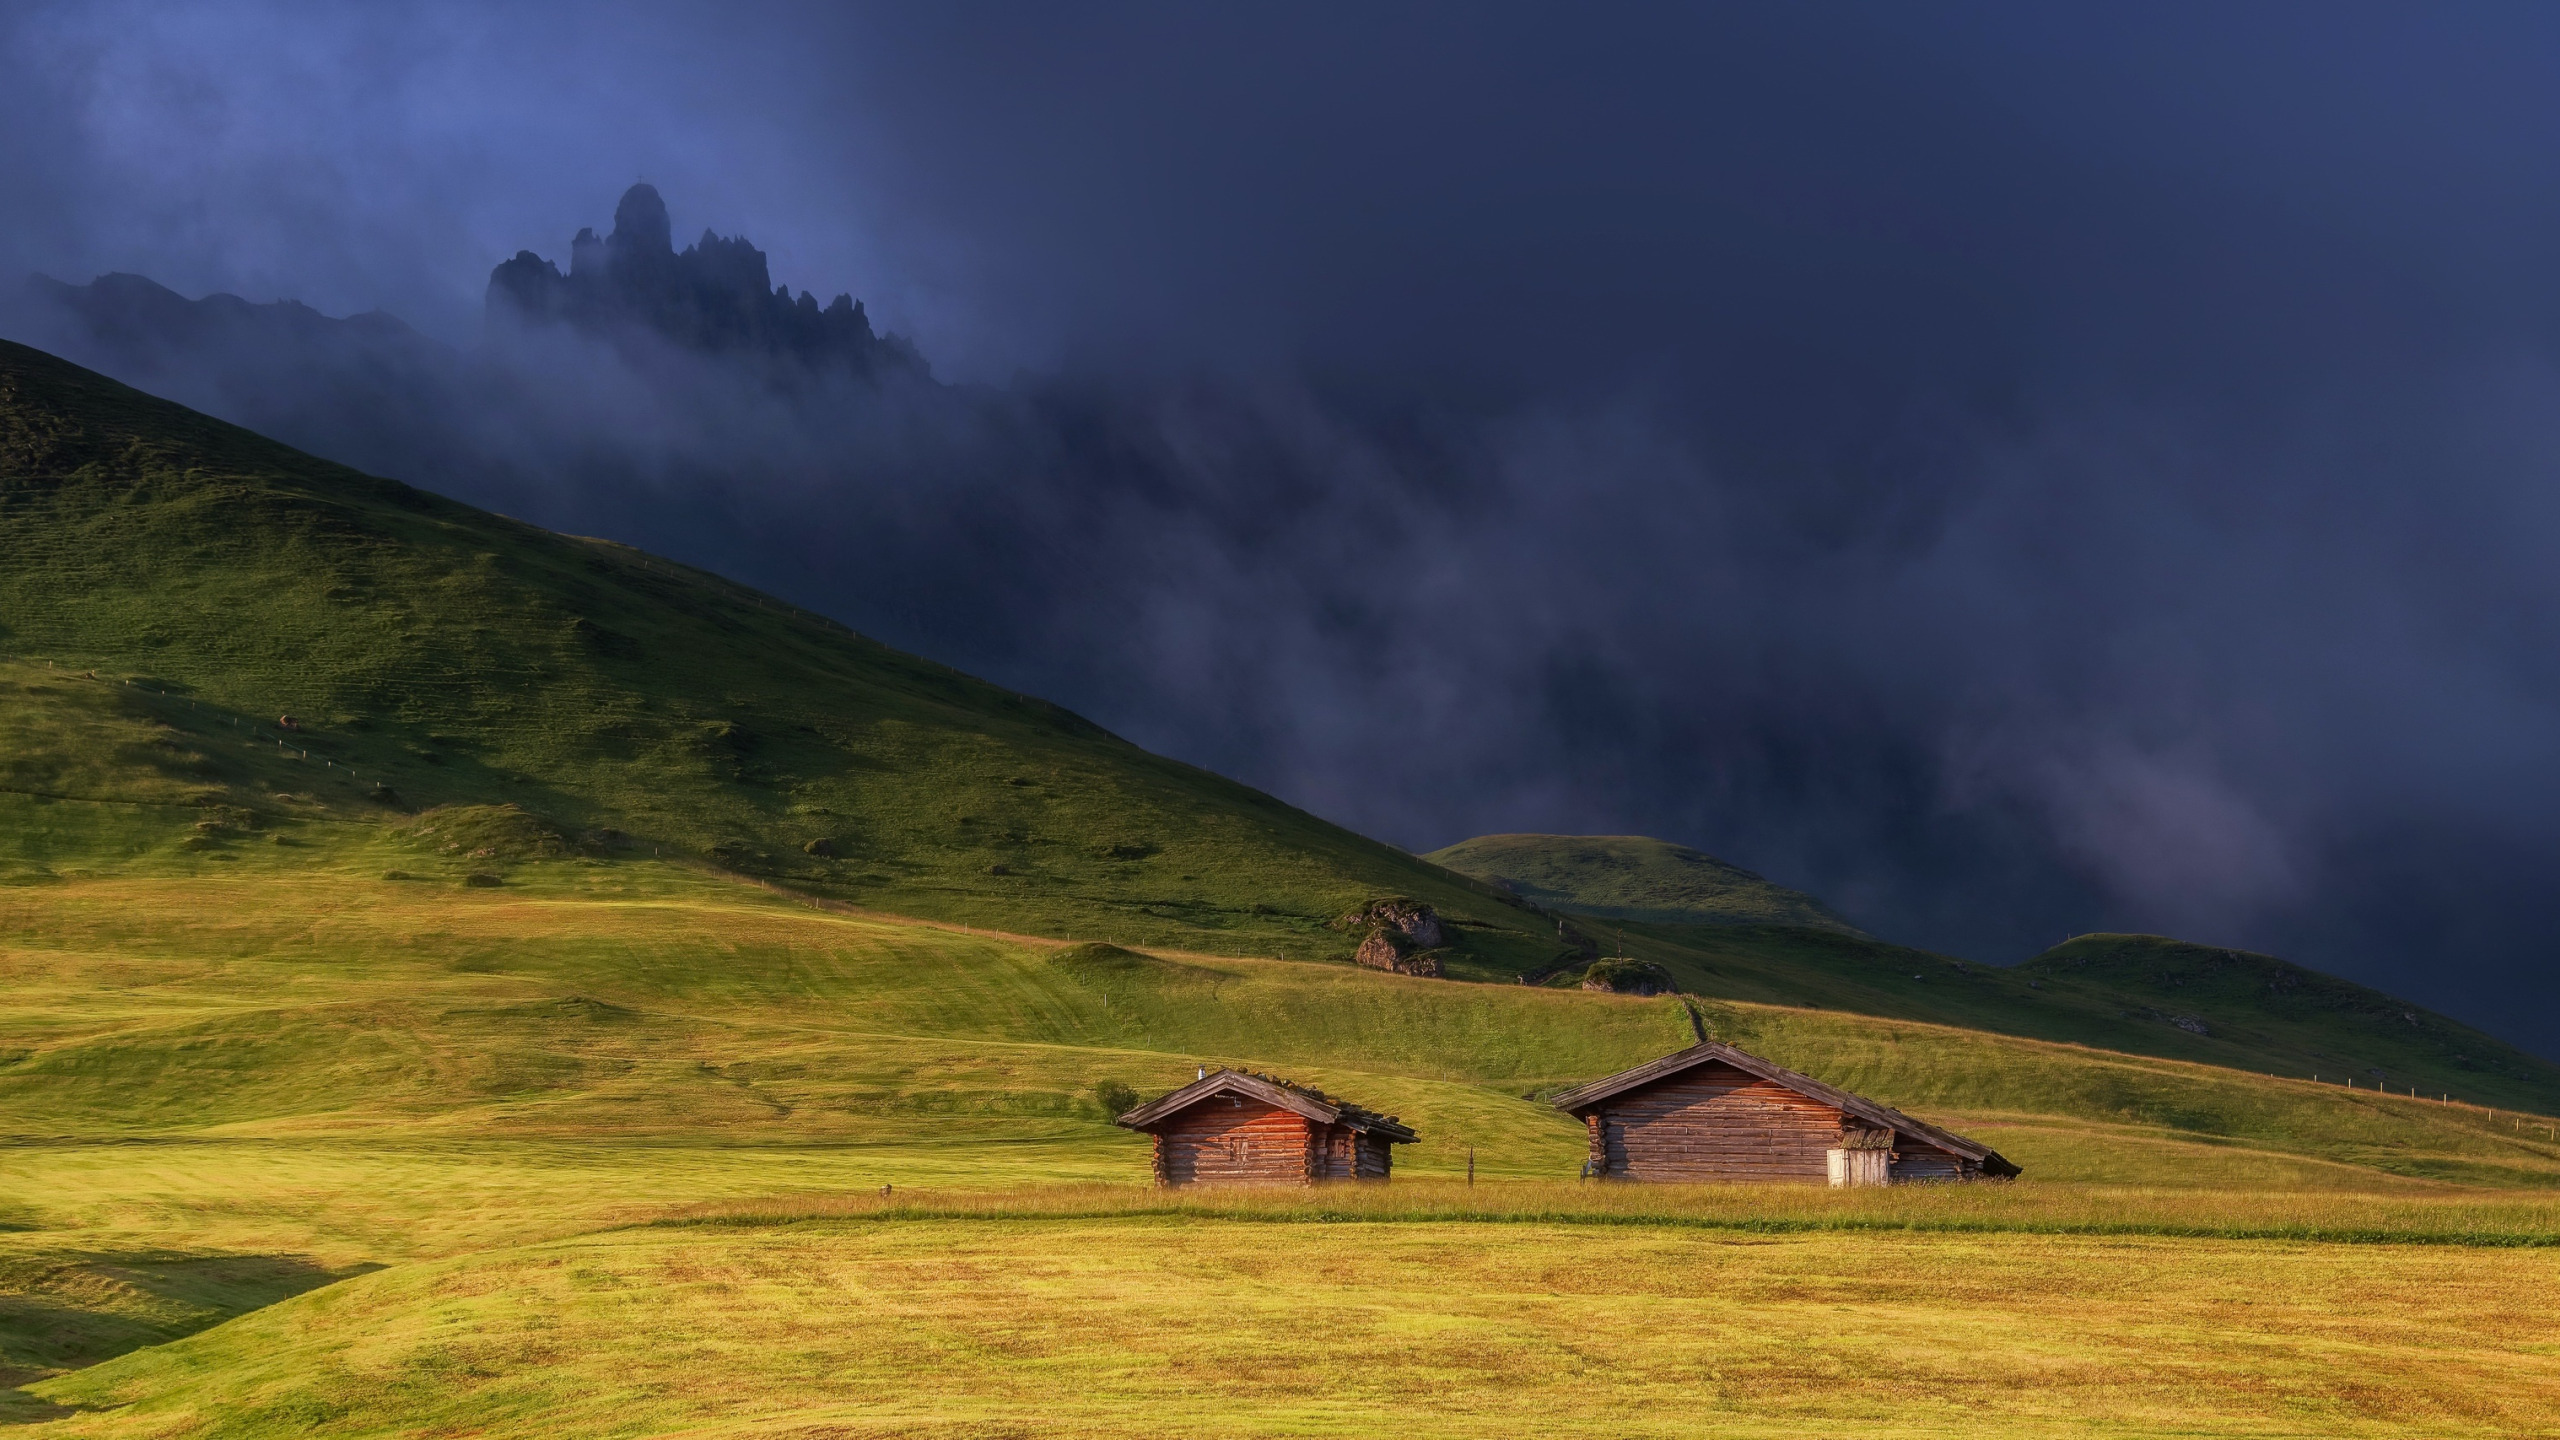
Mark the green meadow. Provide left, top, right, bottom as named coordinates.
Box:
left=6, top=339, right=2560, bottom=1434
left=9, top=856, right=2560, bottom=1434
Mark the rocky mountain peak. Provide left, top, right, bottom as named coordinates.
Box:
left=609, top=183, right=673, bottom=255
left=485, top=184, right=923, bottom=380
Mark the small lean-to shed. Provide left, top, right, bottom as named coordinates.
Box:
left=1551, top=1041, right=2018, bottom=1185
left=1116, top=1069, right=1418, bottom=1186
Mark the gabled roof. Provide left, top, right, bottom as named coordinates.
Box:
left=1116, top=1069, right=1419, bottom=1143
left=1549, top=1041, right=2018, bottom=1176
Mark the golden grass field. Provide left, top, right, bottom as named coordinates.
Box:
left=24, top=1210, right=2560, bottom=1438
left=7, top=861, right=2560, bottom=1436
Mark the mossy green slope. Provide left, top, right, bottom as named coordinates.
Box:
left=1426, top=832, right=1860, bottom=931
left=0, top=339, right=1548, bottom=970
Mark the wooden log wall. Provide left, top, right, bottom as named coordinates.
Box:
left=1888, top=1144, right=1972, bottom=1181
left=1313, top=1122, right=1361, bottom=1180
left=1156, top=1099, right=1318, bottom=1186
left=1355, top=1132, right=1392, bottom=1180
left=1597, top=1063, right=1843, bottom=1182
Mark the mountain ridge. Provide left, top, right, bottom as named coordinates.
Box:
left=486, top=183, right=925, bottom=377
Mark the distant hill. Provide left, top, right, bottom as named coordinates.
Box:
left=1414, top=837, right=2560, bottom=1107
left=2018, top=933, right=2542, bottom=1091
left=1425, top=833, right=1863, bottom=934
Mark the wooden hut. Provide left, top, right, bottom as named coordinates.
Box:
left=1550, top=1041, right=2018, bottom=1184
left=1116, top=1069, right=1418, bottom=1186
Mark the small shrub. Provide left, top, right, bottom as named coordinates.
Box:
left=381, top=870, right=415, bottom=881
left=1093, top=1080, right=1140, bottom=1117
left=463, top=871, right=504, bottom=888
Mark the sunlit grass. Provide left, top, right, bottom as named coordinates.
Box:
left=31, top=1216, right=2560, bottom=1438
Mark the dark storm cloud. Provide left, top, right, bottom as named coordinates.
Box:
left=8, top=2, right=2560, bottom=1052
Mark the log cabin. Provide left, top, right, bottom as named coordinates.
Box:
left=1115, top=1069, right=1418, bottom=1186
left=1550, top=1041, right=2019, bottom=1184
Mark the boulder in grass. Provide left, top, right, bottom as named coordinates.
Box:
left=1353, top=928, right=1445, bottom=978
left=1339, top=897, right=1446, bottom=949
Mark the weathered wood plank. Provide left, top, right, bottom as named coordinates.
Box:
left=1597, top=1063, right=1842, bottom=1182
left=1158, top=1100, right=1314, bottom=1186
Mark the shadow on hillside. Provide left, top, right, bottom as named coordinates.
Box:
left=1, top=1250, right=376, bottom=1425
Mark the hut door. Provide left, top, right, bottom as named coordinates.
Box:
left=1826, top=1147, right=1892, bottom=1188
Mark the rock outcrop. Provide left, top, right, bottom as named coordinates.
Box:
left=1353, top=929, right=1445, bottom=978
left=1342, top=898, right=1450, bottom=977
left=1342, top=898, right=1446, bottom=949
left=486, top=184, right=924, bottom=379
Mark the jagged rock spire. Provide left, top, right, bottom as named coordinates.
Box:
left=485, top=184, right=925, bottom=381
left=609, top=184, right=673, bottom=255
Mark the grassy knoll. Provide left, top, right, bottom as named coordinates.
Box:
left=1427, top=831, right=1861, bottom=931
left=26, top=1214, right=2560, bottom=1438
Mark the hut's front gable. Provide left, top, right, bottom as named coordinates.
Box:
left=1154, top=1095, right=1313, bottom=1186
left=1590, top=1061, right=1844, bottom=1182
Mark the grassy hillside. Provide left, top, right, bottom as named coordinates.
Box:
left=8, top=861, right=2557, bottom=1195
left=0, top=338, right=1567, bottom=974
left=1576, top=919, right=2560, bottom=1115
left=1426, top=832, right=1860, bottom=931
